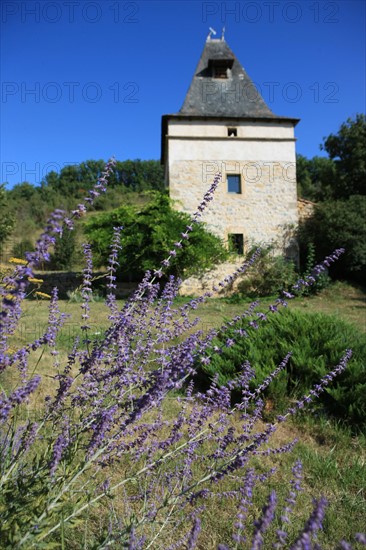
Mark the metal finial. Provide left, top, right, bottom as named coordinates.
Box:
left=207, top=27, right=217, bottom=41
left=221, top=26, right=226, bottom=41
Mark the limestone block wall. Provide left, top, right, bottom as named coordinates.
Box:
left=298, top=198, right=315, bottom=222
left=178, top=258, right=245, bottom=297
left=165, top=119, right=298, bottom=256
left=169, top=158, right=298, bottom=254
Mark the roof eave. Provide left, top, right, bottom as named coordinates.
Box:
left=163, top=113, right=300, bottom=125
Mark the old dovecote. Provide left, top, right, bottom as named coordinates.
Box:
left=161, top=33, right=300, bottom=258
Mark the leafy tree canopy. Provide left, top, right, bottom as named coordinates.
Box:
left=321, top=113, right=366, bottom=198
left=0, top=184, right=15, bottom=246
left=299, top=195, right=366, bottom=283
left=42, top=159, right=164, bottom=197
left=5, top=159, right=165, bottom=238
left=297, top=114, right=366, bottom=201
left=296, top=154, right=337, bottom=201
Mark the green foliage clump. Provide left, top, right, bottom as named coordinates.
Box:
left=296, top=154, right=337, bottom=201
left=297, top=115, right=366, bottom=284
left=196, top=308, right=366, bottom=430
left=49, top=230, right=78, bottom=271
left=299, top=195, right=366, bottom=284
left=236, top=247, right=298, bottom=297
left=84, top=192, right=229, bottom=280
left=299, top=242, right=331, bottom=296
left=0, top=184, right=15, bottom=246
left=5, top=159, right=165, bottom=242
left=321, top=113, right=366, bottom=199
left=11, top=239, right=35, bottom=260
left=297, top=114, right=366, bottom=201
left=42, top=159, right=164, bottom=196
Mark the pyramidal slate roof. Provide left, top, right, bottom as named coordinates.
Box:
left=179, top=38, right=277, bottom=119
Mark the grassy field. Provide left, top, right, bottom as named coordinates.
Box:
left=190, top=281, right=366, bottom=334
left=4, top=281, right=366, bottom=548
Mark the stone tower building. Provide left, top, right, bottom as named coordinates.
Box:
left=161, top=34, right=300, bottom=257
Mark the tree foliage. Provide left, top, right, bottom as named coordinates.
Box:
left=84, top=192, right=229, bottom=280
left=298, top=115, right=366, bottom=284
left=296, top=154, right=337, bottom=201
left=0, top=184, right=15, bottom=247
left=321, top=113, right=366, bottom=198
left=5, top=159, right=165, bottom=247
left=297, top=114, right=365, bottom=201
left=49, top=230, right=78, bottom=271
left=42, top=159, right=164, bottom=197
left=299, top=195, right=366, bottom=283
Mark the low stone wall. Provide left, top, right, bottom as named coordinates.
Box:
left=33, top=271, right=137, bottom=300
left=179, top=258, right=245, bottom=297
left=298, top=198, right=315, bottom=221
left=32, top=267, right=241, bottom=301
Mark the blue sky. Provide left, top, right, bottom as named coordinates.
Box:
left=1, top=0, right=365, bottom=187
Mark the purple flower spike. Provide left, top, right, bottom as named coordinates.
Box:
left=252, top=491, right=277, bottom=549
left=355, top=533, right=366, bottom=545
left=290, top=496, right=328, bottom=549
left=186, top=518, right=201, bottom=550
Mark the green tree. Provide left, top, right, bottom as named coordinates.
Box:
left=84, top=192, right=228, bottom=280
left=299, top=195, right=366, bottom=283
left=307, top=156, right=338, bottom=200
left=0, top=184, right=15, bottom=247
left=111, top=160, right=164, bottom=191
left=296, top=154, right=315, bottom=200
left=49, top=230, right=78, bottom=271
left=296, top=154, right=337, bottom=201
left=41, top=170, right=59, bottom=189
left=40, top=159, right=164, bottom=198
left=7, top=181, right=36, bottom=202
left=321, top=114, right=366, bottom=198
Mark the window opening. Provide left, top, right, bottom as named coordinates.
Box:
left=228, top=234, right=244, bottom=255
left=227, top=174, right=241, bottom=194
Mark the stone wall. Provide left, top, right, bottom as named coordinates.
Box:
left=169, top=159, right=298, bottom=256
left=298, top=198, right=315, bottom=222
left=165, top=119, right=298, bottom=258
left=32, top=271, right=137, bottom=300
left=178, top=198, right=315, bottom=297
left=179, top=257, right=245, bottom=297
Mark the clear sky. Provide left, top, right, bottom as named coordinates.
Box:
left=1, top=0, right=365, bottom=187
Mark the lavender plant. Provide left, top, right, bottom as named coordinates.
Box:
left=0, top=162, right=364, bottom=549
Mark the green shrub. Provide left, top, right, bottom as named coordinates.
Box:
left=236, top=247, right=298, bottom=297
left=195, top=308, right=366, bottom=430
left=49, top=229, right=78, bottom=270
left=300, top=242, right=331, bottom=296
left=299, top=196, right=366, bottom=284
left=11, top=239, right=35, bottom=259
left=0, top=184, right=15, bottom=246
left=84, top=192, right=229, bottom=280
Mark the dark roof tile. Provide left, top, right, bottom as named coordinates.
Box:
left=179, top=39, right=275, bottom=118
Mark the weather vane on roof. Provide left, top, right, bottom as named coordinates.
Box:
left=207, top=27, right=216, bottom=41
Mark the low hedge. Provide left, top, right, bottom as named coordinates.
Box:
left=195, top=308, right=366, bottom=431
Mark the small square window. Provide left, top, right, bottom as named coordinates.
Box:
left=209, top=59, right=233, bottom=78
left=228, top=127, right=237, bottom=137
left=228, top=234, right=244, bottom=255
left=227, top=174, right=241, bottom=194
